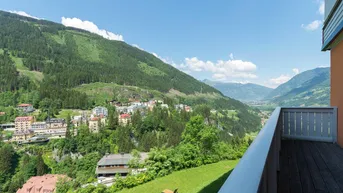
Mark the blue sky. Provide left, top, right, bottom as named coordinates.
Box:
left=1, top=0, right=328, bottom=88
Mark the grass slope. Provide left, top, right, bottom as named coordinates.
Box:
left=119, top=160, right=238, bottom=193
left=74, top=82, right=165, bottom=105
left=10, top=54, right=44, bottom=85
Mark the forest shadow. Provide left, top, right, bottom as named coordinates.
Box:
left=198, top=169, right=233, bottom=193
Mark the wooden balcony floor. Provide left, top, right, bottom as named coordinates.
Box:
left=278, top=140, right=343, bottom=193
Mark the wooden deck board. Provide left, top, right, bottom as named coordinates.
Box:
left=278, top=140, right=343, bottom=193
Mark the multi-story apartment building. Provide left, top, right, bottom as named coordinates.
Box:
left=30, top=122, right=48, bottom=135
left=15, top=116, right=34, bottom=131
left=46, top=118, right=67, bottom=138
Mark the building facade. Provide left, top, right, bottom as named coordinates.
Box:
left=118, top=114, right=131, bottom=126
left=96, top=153, right=148, bottom=183
left=30, top=122, right=47, bottom=134
left=92, top=106, right=108, bottom=117
left=46, top=118, right=67, bottom=138
left=322, top=0, right=343, bottom=146
left=13, top=130, right=34, bottom=142
left=17, top=104, right=34, bottom=113
left=15, top=116, right=34, bottom=131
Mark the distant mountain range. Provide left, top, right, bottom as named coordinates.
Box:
left=203, top=79, right=273, bottom=101
left=204, top=67, right=330, bottom=107
left=267, top=67, right=330, bottom=107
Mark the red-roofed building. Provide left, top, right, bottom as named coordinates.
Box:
left=119, top=114, right=131, bottom=126
left=17, top=104, right=34, bottom=113
left=0, top=112, right=5, bottom=116
left=16, top=174, right=68, bottom=193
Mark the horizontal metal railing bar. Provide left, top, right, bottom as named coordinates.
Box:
left=282, top=135, right=333, bottom=142
left=218, top=107, right=281, bottom=193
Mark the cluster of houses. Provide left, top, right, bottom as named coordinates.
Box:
left=11, top=116, right=67, bottom=143
left=0, top=101, right=194, bottom=143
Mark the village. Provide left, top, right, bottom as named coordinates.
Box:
left=0, top=100, right=193, bottom=145
left=0, top=100, right=195, bottom=187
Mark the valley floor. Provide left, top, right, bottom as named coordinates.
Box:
left=118, top=160, right=238, bottom=193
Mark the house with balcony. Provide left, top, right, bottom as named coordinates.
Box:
left=219, top=1, right=343, bottom=192
left=45, top=118, right=67, bottom=138
left=30, top=122, right=47, bottom=134
left=17, top=103, right=34, bottom=113
left=96, top=152, right=148, bottom=184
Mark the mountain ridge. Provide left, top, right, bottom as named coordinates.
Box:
left=266, top=67, right=330, bottom=107
left=203, top=79, right=273, bottom=102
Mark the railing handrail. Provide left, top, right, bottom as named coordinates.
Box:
left=218, top=107, right=282, bottom=193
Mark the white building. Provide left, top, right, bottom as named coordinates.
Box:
left=17, top=104, right=35, bottom=113
left=30, top=122, right=47, bottom=134
left=92, top=107, right=108, bottom=117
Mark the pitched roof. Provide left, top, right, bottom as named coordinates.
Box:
left=97, top=153, right=148, bottom=166
left=15, top=116, right=33, bottom=122
left=120, top=114, right=131, bottom=119
left=90, top=117, right=100, bottom=121
left=16, top=174, right=68, bottom=193
left=17, top=104, right=32, bottom=107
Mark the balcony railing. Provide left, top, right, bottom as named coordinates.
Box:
left=218, top=107, right=338, bottom=193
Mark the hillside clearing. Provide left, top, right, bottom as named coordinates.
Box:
left=118, top=160, right=238, bottom=193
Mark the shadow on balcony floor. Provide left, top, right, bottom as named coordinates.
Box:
left=198, top=169, right=233, bottom=193
left=278, top=140, right=343, bottom=193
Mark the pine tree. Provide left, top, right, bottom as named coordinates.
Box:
left=36, top=153, right=48, bottom=176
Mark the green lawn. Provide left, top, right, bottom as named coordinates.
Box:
left=9, top=54, right=44, bottom=85
left=119, top=160, right=238, bottom=193
left=56, top=109, right=82, bottom=119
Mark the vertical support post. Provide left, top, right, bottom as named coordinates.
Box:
left=332, top=107, right=338, bottom=143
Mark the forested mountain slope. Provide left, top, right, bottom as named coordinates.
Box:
left=268, top=68, right=330, bottom=106
left=265, top=68, right=329, bottom=100
left=0, top=10, right=219, bottom=95
left=0, top=10, right=260, bottom=128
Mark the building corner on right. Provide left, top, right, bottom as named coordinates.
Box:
left=323, top=0, right=343, bottom=147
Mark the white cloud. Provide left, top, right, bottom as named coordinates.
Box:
left=301, top=20, right=322, bottom=31
left=8, top=10, right=40, bottom=20
left=318, top=1, right=325, bottom=15
left=318, top=65, right=329, bottom=68
left=132, top=44, right=144, bottom=51
left=292, top=68, right=300, bottom=75
left=268, top=75, right=292, bottom=88
left=61, top=17, right=124, bottom=41
left=182, top=57, right=257, bottom=80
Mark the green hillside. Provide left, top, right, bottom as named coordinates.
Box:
left=0, top=11, right=260, bottom=132
left=119, top=160, right=238, bottom=193
left=203, top=79, right=273, bottom=101
left=0, top=10, right=218, bottom=95
left=268, top=68, right=330, bottom=106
